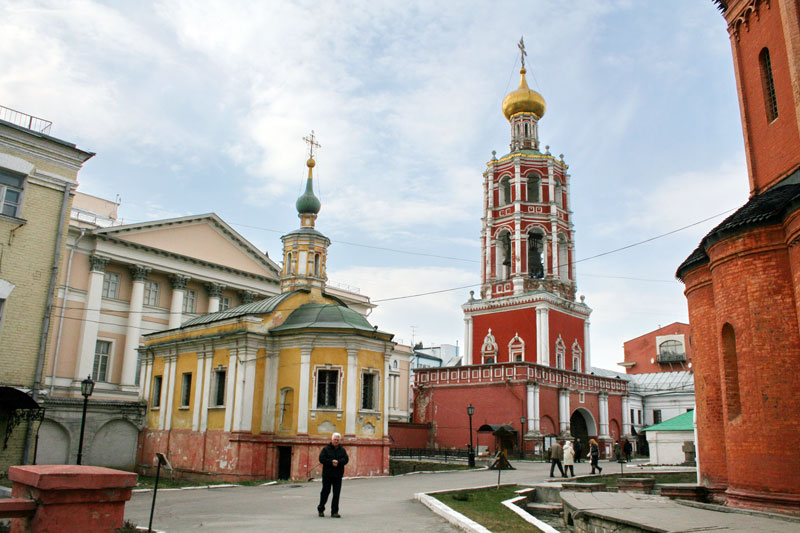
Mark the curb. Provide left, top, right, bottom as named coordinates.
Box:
left=415, top=492, right=490, bottom=533
left=132, top=481, right=279, bottom=494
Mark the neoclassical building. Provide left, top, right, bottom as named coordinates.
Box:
left=138, top=152, right=401, bottom=481
left=412, top=48, right=628, bottom=457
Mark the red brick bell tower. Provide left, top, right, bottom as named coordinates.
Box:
left=677, top=0, right=800, bottom=514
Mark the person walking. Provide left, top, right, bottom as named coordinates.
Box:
left=614, top=440, right=622, bottom=461
left=574, top=438, right=583, bottom=463
left=563, top=440, right=575, bottom=477
left=589, top=438, right=602, bottom=475
left=549, top=439, right=565, bottom=478
left=317, top=432, right=349, bottom=518
left=623, top=439, right=633, bottom=462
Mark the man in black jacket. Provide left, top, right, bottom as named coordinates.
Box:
left=317, top=432, right=349, bottom=518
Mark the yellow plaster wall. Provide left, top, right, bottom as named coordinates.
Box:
left=250, top=348, right=266, bottom=433
left=357, top=350, right=386, bottom=438
left=170, top=352, right=197, bottom=429
left=206, top=348, right=230, bottom=430
left=146, top=357, right=166, bottom=428
left=309, top=347, right=347, bottom=436
left=275, top=348, right=300, bottom=434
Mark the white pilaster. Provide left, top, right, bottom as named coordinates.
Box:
left=76, top=255, right=108, bottom=381
left=261, top=350, right=279, bottom=433
left=297, top=347, right=311, bottom=434
left=192, top=351, right=205, bottom=431
left=622, top=396, right=631, bottom=436
left=551, top=220, right=559, bottom=277
left=599, top=393, right=610, bottom=438
left=526, top=383, right=541, bottom=434
left=541, top=307, right=550, bottom=366
left=236, top=345, right=257, bottom=432
left=345, top=348, right=358, bottom=435
left=162, top=356, right=176, bottom=430
left=140, top=353, right=152, bottom=402
left=122, top=265, right=149, bottom=386
left=157, top=358, right=169, bottom=430
left=224, top=351, right=237, bottom=431
left=584, top=319, right=592, bottom=371
left=200, top=356, right=212, bottom=432
left=383, top=354, right=391, bottom=435
left=464, top=316, right=473, bottom=365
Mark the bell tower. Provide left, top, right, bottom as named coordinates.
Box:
left=280, top=131, right=331, bottom=293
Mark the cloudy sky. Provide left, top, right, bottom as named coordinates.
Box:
left=0, top=0, right=748, bottom=370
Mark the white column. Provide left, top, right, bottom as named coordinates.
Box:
left=75, top=255, right=108, bottom=381
left=622, top=396, right=631, bottom=436
left=224, top=350, right=237, bottom=431
left=599, top=393, right=610, bottom=438
left=140, top=352, right=152, bottom=402
left=261, top=350, right=279, bottom=433
left=122, top=265, right=150, bottom=386
left=558, top=389, right=568, bottom=434
left=551, top=220, right=559, bottom=277
left=464, top=316, right=473, bottom=365
left=168, top=274, right=190, bottom=329
left=205, top=283, right=225, bottom=314
left=297, top=347, right=311, bottom=434
left=159, top=356, right=174, bottom=430
left=345, top=348, right=358, bottom=435
left=526, top=383, right=540, bottom=434
left=540, top=307, right=550, bottom=366
left=192, top=351, right=205, bottom=431
left=383, top=354, right=391, bottom=435
left=583, top=319, right=592, bottom=371
left=564, top=389, right=571, bottom=434
left=235, top=346, right=256, bottom=432
left=200, top=356, right=213, bottom=432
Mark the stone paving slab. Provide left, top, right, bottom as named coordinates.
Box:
left=561, top=491, right=799, bottom=532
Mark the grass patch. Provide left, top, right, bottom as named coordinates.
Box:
left=390, top=460, right=473, bottom=476
left=577, top=471, right=697, bottom=488
left=433, top=484, right=535, bottom=533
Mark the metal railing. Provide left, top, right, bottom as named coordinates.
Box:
left=657, top=351, right=686, bottom=363
left=0, top=105, right=52, bottom=135
left=390, top=448, right=470, bottom=462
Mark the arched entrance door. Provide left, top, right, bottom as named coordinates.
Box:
left=570, top=407, right=597, bottom=456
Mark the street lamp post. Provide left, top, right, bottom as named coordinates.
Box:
left=520, top=416, right=526, bottom=458
left=467, top=404, right=475, bottom=467
left=77, top=375, right=94, bottom=465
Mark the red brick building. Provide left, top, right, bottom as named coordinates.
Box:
left=676, top=0, right=800, bottom=514
left=411, top=49, right=628, bottom=458
left=619, top=322, right=693, bottom=374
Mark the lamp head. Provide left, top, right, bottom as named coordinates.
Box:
left=81, top=375, right=95, bottom=398
left=467, top=404, right=475, bottom=416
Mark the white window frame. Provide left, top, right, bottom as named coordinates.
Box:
left=555, top=335, right=566, bottom=369
left=220, top=296, right=231, bottom=311
left=508, top=333, right=525, bottom=362
left=0, top=170, right=24, bottom=219
left=182, top=289, right=197, bottom=313
left=92, top=339, right=113, bottom=382
left=151, top=375, right=163, bottom=409
left=313, top=366, right=343, bottom=411
left=360, top=369, right=381, bottom=412
left=571, top=340, right=582, bottom=372
left=102, top=272, right=120, bottom=299
left=180, top=372, right=192, bottom=408
left=210, top=367, right=226, bottom=407
left=144, top=280, right=160, bottom=307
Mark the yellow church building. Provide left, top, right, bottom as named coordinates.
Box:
left=137, top=149, right=397, bottom=481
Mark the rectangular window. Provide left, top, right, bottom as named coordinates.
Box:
left=316, top=369, right=338, bottom=408
left=579, top=391, right=585, bottom=403
left=0, top=170, right=24, bottom=218
left=361, top=372, right=377, bottom=410
left=152, top=375, right=162, bottom=408
left=220, top=296, right=230, bottom=311
left=637, top=410, right=642, bottom=425
left=144, top=281, right=160, bottom=307
left=135, top=351, right=142, bottom=386
left=211, top=369, right=226, bottom=407
left=182, top=289, right=197, bottom=313
left=92, top=340, right=111, bottom=382
left=630, top=408, right=635, bottom=424
left=653, top=409, right=662, bottom=424
left=180, top=372, right=192, bottom=407
left=102, top=272, right=120, bottom=299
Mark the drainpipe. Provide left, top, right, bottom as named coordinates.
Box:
left=23, top=182, right=74, bottom=464
left=49, top=227, right=87, bottom=396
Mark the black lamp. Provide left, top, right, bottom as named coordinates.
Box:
left=467, top=404, right=475, bottom=467
left=520, top=416, right=526, bottom=458
left=77, top=375, right=94, bottom=465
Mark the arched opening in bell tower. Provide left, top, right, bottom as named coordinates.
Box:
left=526, top=174, right=540, bottom=203
left=495, top=230, right=512, bottom=280
left=499, top=176, right=512, bottom=206
left=558, top=233, right=569, bottom=281
left=528, top=229, right=545, bottom=278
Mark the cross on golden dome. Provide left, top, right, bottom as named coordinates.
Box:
left=518, top=36, right=527, bottom=69
left=303, top=130, right=321, bottom=160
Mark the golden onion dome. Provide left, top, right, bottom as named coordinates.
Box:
left=502, top=68, right=546, bottom=121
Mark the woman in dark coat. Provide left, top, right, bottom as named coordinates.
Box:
left=589, top=438, right=602, bottom=474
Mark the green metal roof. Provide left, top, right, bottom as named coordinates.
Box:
left=180, top=290, right=304, bottom=327
left=270, top=302, right=378, bottom=334
left=642, top=410, right=694, bottom=432
left=296, top=176, right=321, bottom=215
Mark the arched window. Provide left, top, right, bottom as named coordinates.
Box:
left=286, top=252, right=293, bottom=274
left=759, top=48, right=778, bottom=122
left=508, top=333, right=525, bottom=362
left=314, top=253, right=321, bottom=277
left=721, top=324, right=741, bottom=420
left=555, top=335, right=566, bottom=369
left=571, top=340, right=582, bottom=372
left=528, top=230, right=544, bottom=279
left=495, top=230, right=512, bottom=279
left=527, top=175, right=540, bottom=203
left=481, top=329, right=498, bottom=364
left=500, top=176, right=512, bottom=205
left=558, top=233, right=569, bottom=281
left=524, top=123, right=529, bottom=137
left=554, top=182, right=563, bottom=208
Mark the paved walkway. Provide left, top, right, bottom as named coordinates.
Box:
left=125, top=460, right=554, bottom=532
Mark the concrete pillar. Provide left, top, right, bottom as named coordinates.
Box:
left=297, top=347, right=311, bottom=434
left=121, top=265, right=150, bottom=386
left=168, top=274, right=190, bottom=329
left=75, top=255, right=108, bottom=381
left=345, top=348, right=358, bottom=435
left=205, top=283, right=225, bottom=314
